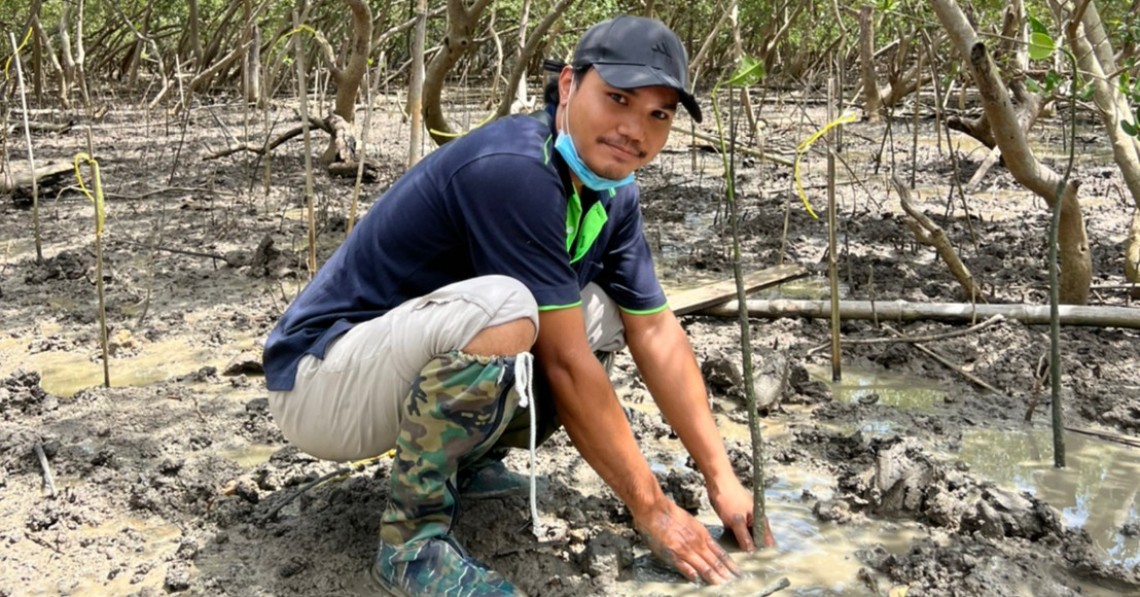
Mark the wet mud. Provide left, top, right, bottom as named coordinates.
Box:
left=2, top=98, right=1139, bottom=596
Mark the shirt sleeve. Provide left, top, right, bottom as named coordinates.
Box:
left=592, top=187, right=668, bottom=313
left=447, top=153, right=583, bottom=310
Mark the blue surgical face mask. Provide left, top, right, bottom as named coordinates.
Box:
left=554, top=82, right=635, bottom=191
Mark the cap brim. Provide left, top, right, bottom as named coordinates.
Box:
left=593, top=63, right=702, bottom=123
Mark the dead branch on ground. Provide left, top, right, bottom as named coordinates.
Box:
left=891, top=175, right=986, bottom=302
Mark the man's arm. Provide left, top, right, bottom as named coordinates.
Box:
left=623, top=307, right=772, bottom=551
left=534, top=307, right=739, bottom=585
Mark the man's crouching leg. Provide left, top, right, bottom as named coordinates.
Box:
left=371, top=349, right=526, bottom=597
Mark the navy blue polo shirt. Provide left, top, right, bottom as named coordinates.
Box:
left=263, top=106, right=667, bottom=391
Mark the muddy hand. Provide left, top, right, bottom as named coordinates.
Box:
left=709, top=477, right=777, bottom=550
left=635, top=499, right=741, bottom=585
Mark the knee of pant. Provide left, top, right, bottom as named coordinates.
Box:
left=468, top=275, right=539, bottom=321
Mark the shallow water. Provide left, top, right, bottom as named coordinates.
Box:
left=958, top=427, right=1140, bottom=567
left=620, top=467, right=922, bottom=596
left=805, top=362, right=947, bottom=409
left=0, top=326, right=261, bottom=397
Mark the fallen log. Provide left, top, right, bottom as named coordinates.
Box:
left=1, top=160, right=75, bottom=196
left=701, top=299, right=1140, bottom=329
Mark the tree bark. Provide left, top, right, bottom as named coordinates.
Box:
left=1052, top=0, right=1140, bottom=210
left=58, top=4, right=75, bottom=97
left=513, top=0, right=531, bottom=110
left=858, top=6, right=928, bottom=120
left=858, top=6, right=882, bottom=121
left=188, top=0, right=204, bottom=68
left=408, top=0, right=427, bottom=166
left=892, top=176, right=986, bottom=301
left=424, top=0, right=494, bottom=145
left=320, top=0, right=372, bottom=165
left=1126, top=212, right=1140, bottom=294
left=32, top=16, right=67, bottom=110
left=331, top=0, right=372, bottom=123
left=932, top=0, right=1090, bottom=304
left=74, top=0, right=89, bottom=107
left=493, top=0, right=576, bottom=119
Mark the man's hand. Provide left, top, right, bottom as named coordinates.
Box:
left=634, top=499, right=741, bottom=585
left=709, top=476, right=776, bottom=551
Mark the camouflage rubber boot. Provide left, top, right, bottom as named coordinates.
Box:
left=373, top=350, right=523, bottom=596
left=464, top=351, right=614, bottom=499
left=457, top=446, right=530, bottom=500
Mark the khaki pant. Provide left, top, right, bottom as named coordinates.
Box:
left=268, top=275, right=625, bottom=462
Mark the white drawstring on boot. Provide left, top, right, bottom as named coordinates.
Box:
left=512, top=351, right=541, bottom=537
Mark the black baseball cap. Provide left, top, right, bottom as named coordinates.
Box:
left=563, top=16, right=702, bottom=123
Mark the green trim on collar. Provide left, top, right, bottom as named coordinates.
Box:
left=564, top=190, right=608, bottom=265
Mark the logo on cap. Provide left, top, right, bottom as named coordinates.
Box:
left=651, top=42, right=674, bottom=66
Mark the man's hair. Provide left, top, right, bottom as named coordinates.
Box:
left=543, top=66, right=589, bottom=106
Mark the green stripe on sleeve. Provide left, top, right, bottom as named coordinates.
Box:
left=619, top=303, right=669, bottom=316
left=538, top=301, right=584, bottom=312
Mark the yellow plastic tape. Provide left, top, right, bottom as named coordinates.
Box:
left=3, top=27, right=34, bottom=80
left=73, top=152, right=106, bottom=237
left=793, top=111, right=858, bottom=219
left=427, top=111, right=496, bottom=140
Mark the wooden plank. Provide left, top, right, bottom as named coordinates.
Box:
left=667, top=263, right=808, bottom=316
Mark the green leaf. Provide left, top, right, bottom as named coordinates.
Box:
left=727, top=56, right=765, bottom=88
left=1123, top=119, right=1138, bottom=137
left=1025, top=78, right=1042, bottom=94
left=1028, top=17, right=1050, bottom=37
left=1044, top=70, right=1062, bottom=93
left=1028, top=32, right=1055, bottom=61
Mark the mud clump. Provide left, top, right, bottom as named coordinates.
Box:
left=865, top=539, right=1082, bottom=597
left=0, top=370, right=58, bottom=420
left=838, top=437, right=1062, bottom=542
left=22, top=250, right=92, bottom=285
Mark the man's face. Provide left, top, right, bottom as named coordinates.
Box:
left=558, top=67, right=678, bottom=182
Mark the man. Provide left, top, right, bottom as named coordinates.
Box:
left=263, top=15, right=765, bottom=596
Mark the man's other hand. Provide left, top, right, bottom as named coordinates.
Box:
left=709, top=476, right=777, bottom=552
left=634, top=499, right=741, bottom=585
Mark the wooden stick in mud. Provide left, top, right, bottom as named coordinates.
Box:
left=881, top=323, right=1002, bottom=393
left=261, top=465, right=353, bottom=521
left=33, top=442, right=57, bottom=497
left=806, top=314, right=1005, bottom=355
left=701, top=299, right=1140, bottom=329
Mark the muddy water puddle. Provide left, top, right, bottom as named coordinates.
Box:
left=622, top=467, right=922, bottom=596
left=0, top=336, right=227, bottom=397
left=805, top=363, right=947, bottom=409
left=633, top=406, right=920, bottom=596
left=219, top=442, right=281, bottom=468
left=0, top=321, right=262, bottom=397
left=959, top=427, right=1140, bottom=567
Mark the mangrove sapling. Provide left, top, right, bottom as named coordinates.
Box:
left=9, top=30, right=44, bottom=264
left=74, top=152, right=110, bottom=389
left=294, top=8, right=318, bottom=278
left=1038, top=15, right=1087, bottom=469
left=826, top=71, right=841, bottom=382
left=709, top=55, right=778, bottom=552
